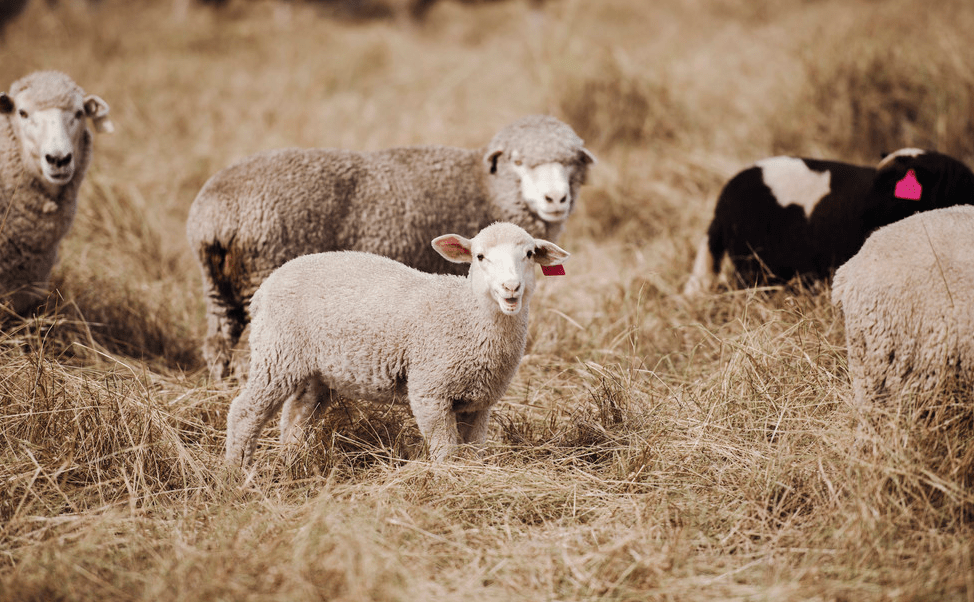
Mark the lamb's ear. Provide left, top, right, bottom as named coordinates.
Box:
left=83, top=94, right=114, bottom=134
left=532, top=240, right=570, bottom=266
left=579, top=147, right=597, bottom=165
left=484, top=148, right=504, bottom=175
left=432, top=234, right=474, bottom=264
left=0, top=93, right=13, bottom=114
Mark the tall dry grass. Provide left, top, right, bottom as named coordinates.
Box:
left=1, top=0, right=974, bottom=600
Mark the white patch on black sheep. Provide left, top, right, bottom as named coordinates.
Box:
left=683, top=149, right=974, bottom=296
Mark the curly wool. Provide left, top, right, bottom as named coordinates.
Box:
left=832, top=205, right=974, bottom=405
left=0, top=76, right=92, bottom=312
left=188, top=114, right=592, bottom=380
left=225, top=223, right=551, bottom=467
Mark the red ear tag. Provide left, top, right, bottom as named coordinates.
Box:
left=894, top=169, right=922, bottom=200
left=541, top=265, right=566, bottom=276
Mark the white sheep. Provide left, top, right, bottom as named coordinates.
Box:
left=0, top=70, right=113, bottom=313
left=186, top=114, right=594, bottom=381
left=224, top=221, right=569, bottom=467
left=832, top=205, right=974, bottom=406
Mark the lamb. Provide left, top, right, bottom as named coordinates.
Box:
left=682, top=149, right=974, bottom=296
left=0, top=70, right=113, bottom=313
left=224, top=221, right=569, bottom=467
left=831, top=205, right=974, bottom=406
left=187, top=114, right=594, bottom=381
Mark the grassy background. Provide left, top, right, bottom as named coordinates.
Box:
left=2, top=0, right=974, bottom=599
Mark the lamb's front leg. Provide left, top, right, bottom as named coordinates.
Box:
left=409, top=394, right=460, bottom=461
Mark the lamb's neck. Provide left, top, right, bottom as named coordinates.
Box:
left=467, top=288, right=530, bottom=345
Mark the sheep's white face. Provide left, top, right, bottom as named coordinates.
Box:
left=11, top=94, right=89, bottom=192
left=473, top=239, right=538, bottom=315
left=510, top=154, right=574, bottom=223
left=432, top=224, right=570, bottom=316
left=1, top=81, right=111, bottom=195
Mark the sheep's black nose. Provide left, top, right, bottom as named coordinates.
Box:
left=45, top=153, right=72, bottom=168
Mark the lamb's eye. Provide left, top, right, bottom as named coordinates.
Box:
left=476, top=254, right=484, bottom=261
left=18, top=109, right=27, bottom=119
left=526, top=249, right=533, bottom=259
left=513, top=159, right=523, bottom=166
left=74, top=110, right=83, bottom=120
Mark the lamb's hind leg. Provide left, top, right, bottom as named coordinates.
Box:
left=225, top=371, right=301, bottom=468
left=280, top=375, right=334, bottom=448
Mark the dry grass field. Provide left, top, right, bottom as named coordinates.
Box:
left=2, top=0, right=974, bottom=599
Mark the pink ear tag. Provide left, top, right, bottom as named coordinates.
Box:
left=894, top=169, right=922, bottom=200
left=541, top=265, right=566, bottom=276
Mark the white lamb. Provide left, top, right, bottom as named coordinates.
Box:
left=832, top=205, right=974, bottom=406
left=187, top=114, right=594, bottom=381
left=225, top=221, right=569, bottom=467
left=0, top=70, right=113, bottom=313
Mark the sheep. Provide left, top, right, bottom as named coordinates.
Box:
left=187, top=114, right=594, bottom=381
left=224, top=221, right=569, bottom=467
left=0, top=70, right=113, bottom=313
left=831, top=205, right=974, bottom=407
left=682, top=149, right=974, bottom=296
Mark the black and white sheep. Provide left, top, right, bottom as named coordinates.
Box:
left=0, top=70, right=113, bottom=313
left=682, top=149, right=974, bottom=296
left=187, top=114, right=594, bottom=381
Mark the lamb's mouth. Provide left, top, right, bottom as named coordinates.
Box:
left=501, top=297, right=521, bottom=312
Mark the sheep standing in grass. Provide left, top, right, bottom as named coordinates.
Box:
left=683, top=149, right=974, bottom=296
left=187, top=114, right=594, bottom=381
left=0, top=71, right=113, bottom=313
left=832, top=206, right=974, bottom=406
left=225, top=222, right=569, bottom=467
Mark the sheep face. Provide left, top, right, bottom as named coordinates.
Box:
left=509, top=151, right=574, bottom=223
left=483, top=115, right=596, bottom=226
left=432, top=223, right=569, bottom=315
left=0, top=72, right=113, bottom=194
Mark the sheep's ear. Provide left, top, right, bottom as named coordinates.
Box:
left=0, top=93, right=12, bottom=114
left=484, top=148, right=504, bottom=174
left=432, top=234, right=473, bottom=263
left=83, top=94, right=114, bottom=133
left=532, top=240, right=570, bottom=266
left=579, top=147, right=597, bottom=165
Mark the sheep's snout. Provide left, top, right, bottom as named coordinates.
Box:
left=501, top=281, right=521, bottom=294
left=38, top=122, right=76, bottom=185
left=45, top=152, right=72, bottom=169
left=512, top=161, right=573, bottom=223
left=493, top=278, right=525, bottom=315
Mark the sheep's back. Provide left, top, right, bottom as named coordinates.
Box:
left=834, top=206, right=974, bottom=400
left=188, top=145, right=493, bottom=297
left=250, top=251, right=459, bottom=401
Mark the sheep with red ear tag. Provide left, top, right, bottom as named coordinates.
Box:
left=225, top=222, right=569, bottom=468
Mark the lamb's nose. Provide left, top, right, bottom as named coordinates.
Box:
left=45, top=153, right=72, bottom=168
left=503, top=282, right=521, bottom=294
left=545, top=194, right=567, bottom=205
